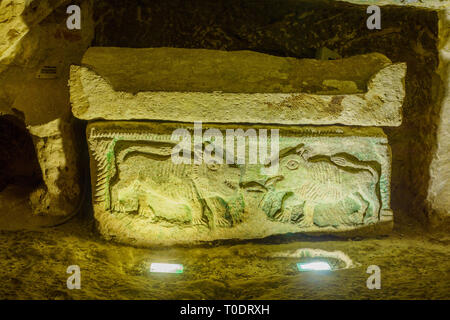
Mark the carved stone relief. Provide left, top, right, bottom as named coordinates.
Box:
left=87, top=122, right=392, bottom=246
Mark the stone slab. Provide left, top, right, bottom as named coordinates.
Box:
left=87, top=121, right=393, bottom=246
left=70, top=48, right=406, bottom=126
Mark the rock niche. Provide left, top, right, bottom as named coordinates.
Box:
left=70, top=47, right=406, bottom=246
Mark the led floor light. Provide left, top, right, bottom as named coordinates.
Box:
left=297, top=261, right=331, bottom=272
left=150, top=263, right=184, bottom=274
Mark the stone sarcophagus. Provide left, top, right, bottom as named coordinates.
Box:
left=70, top=47, right=405, bottom=246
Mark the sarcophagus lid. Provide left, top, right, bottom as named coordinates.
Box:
left=70, top=47, right=405, bottom=126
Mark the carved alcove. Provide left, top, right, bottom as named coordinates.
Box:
left=67, top=0, right=444, bottom=245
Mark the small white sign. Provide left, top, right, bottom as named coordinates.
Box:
left=36, top=65, right=58, bottom=79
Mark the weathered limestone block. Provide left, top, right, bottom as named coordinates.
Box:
left=87, top=121, right=393, bottom=246
left=28, top=118, right=80, bottom=216
left=70, top=48, right=406, bottom=126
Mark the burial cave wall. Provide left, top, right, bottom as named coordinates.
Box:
left=0, top=0, right=93, bottom=216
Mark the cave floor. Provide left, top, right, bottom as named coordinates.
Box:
left=0, top=186, right=449, bottom=300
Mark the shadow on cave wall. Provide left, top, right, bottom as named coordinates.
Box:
left=91, top=0, right=440, bottom=225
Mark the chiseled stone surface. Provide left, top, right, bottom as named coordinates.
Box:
left=87, top=121, right=393, bottom=246
left=427, top=8, right=450, bottom=228
left=80, top=47, right=392, bottom=94
left=70, top=48, right=406, bottom=126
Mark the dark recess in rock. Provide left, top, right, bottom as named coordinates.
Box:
left=0, top=115, right=42, bottom=191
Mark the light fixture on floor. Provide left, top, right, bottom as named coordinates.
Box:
left=268, top=248, right=357, bottom=272
left=150, top=263, right=183, bottom=274
left=297, top=261, right=332, bottom=272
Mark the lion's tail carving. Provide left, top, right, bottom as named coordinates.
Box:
left=330, top=155, right=379, bottom=183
